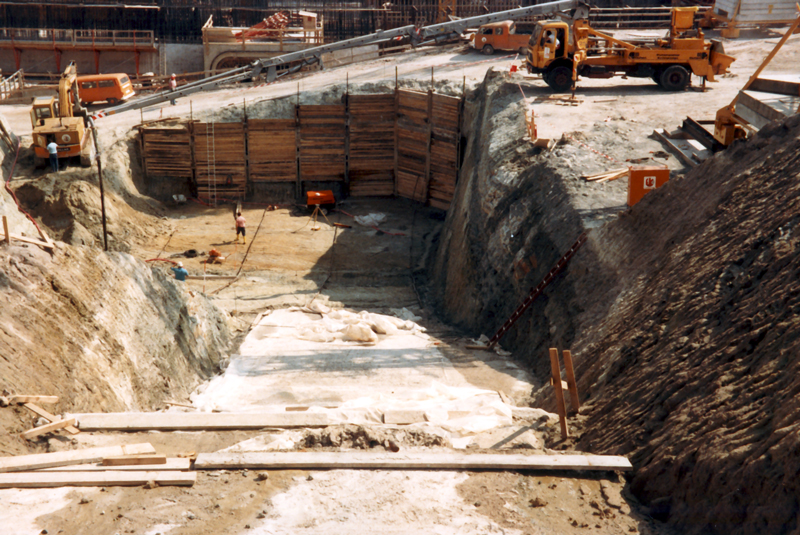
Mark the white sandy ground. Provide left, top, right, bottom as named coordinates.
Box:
left=0, top=488, right=73, bottom=534
left=250, top=470, right=523, bottom=535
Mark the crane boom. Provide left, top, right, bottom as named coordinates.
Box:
left=90, top=0, right=583, bottom=121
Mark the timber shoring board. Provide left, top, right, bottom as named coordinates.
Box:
left=141, top=126, right=193, bottom=179
left=0, top=471, right=196, bottom=488
left=40, top=458, right=192, bottom=472
left=193, top=122, right=247, bottom=199
left=23, top=403, right=80, bottom=435
left=428, top=93, right=460, bottom=209
left=299, top=105, right=346, bottom=181
left=248, top=119, right=297, bottom=183
left=396, top=90, right=430, bottom=203
left=70, top=412, right=330, bottom=431
left=195, top=452, right=633, bottom=472
left=0, top=444, right=156, bottom=473
left=349, top=94, right=395, bottom=196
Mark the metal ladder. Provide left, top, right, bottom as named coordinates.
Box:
left=486, top=231, right=588, bottom=348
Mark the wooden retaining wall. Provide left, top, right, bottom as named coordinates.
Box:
left=140, top=90, right=462, bottom=209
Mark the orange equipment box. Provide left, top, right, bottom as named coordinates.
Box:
left=627, top=166, right=669, bottom=207
left=306, top=190, right=335, bottom=206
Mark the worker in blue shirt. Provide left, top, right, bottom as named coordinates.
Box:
left=46, top=137, right=59, bottom=173
left=171, top=261, right=188, bottom=281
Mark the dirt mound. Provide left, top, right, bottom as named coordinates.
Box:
left=0, top=242, right=232, bottom=456
left=301, top=424, right=448, bottom=451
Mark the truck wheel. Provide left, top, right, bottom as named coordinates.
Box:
left=546, top=66, right=573, bottom=93
left=107, top=98, right=119, bottom=106
left=482, top=44, right=494, bottom=55
left=659, top=65, right=690, bottom=91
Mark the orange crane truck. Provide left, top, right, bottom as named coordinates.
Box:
left=524, top=7, right=735, bottom=92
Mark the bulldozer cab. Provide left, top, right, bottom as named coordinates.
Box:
left=30, top=97, right=57, bottom=128
left=529, top=21, right=568, bottom=69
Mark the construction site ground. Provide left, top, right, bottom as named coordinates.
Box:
left=1, top=28, right=799, bottom=535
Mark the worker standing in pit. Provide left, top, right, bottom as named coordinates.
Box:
left=171, top=261, right=188, bottom=281
left=235, top=211, right=247, bottom=244
left=46, top=137, right=59, bottom=173
left=169, top=74, right=177, bottom=105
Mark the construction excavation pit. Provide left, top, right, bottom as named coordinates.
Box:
left=1, top=8, right=800, bottom=535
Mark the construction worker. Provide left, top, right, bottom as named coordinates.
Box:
left=235, top=211, right=247, bottom=244
left=171, top=261, right=188, bottom=281
left=46, top=137, right=59, bottom=173
left=169, top=74, right=177, bottom=105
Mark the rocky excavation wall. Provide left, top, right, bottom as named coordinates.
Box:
left=431, top=70, right=800, bottom=534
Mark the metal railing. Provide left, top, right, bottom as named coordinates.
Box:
left=0, top=28, right=155, bottom=48
left=0, top=69, right=25, bottom=101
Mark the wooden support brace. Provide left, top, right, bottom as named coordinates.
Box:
left=21, top=418, right=76, bottom=440
left=549, top=347, right=568, bottom=439
left=12, top=395, right=59, bottom=404
left=563, top=350, right=580, bottom=413
left=2, top=216, right=9, bottom=245
left=102, top=454, right=167, bottom=466
left=23, top=403, right=80, bottom=435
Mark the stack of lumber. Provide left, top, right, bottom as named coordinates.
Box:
left=0, top=443, right=196, bottom=488
left=193, top=121, right=247, bottom=200
left=298, top=105, right=346, bottom=182
left=348, top=94, right=395, bottom=196
left=395, top=90, right=430, bottom=203
left=581, top=168, right=629, bottom=183
left=428, top=93, right=460, bottom=210
left=140, top=124, right=193, bottom=180
left=248, top=119, right=297, bottom=182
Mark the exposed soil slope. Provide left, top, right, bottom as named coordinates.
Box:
left=0, top=241, right=232, bottom=456
left=431, top=68, right=800, bottom=533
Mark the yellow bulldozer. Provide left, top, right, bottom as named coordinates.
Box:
left=30, top=61, right=95, bottom=167
left=525, top=7, right=735, bottom=92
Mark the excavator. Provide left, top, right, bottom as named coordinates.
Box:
left=30, top=61, right=95, bottom=167
left=525, top=6, right=735, bottom=92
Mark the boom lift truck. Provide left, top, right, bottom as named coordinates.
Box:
left=525, top=6, right=735, bottom=92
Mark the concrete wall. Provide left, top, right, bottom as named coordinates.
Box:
left=0, top=43, right=203, bottom=77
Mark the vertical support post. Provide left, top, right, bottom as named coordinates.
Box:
left=344, top=74, right=350, bottom=196
left=393, top=84, right=399, bottom=196
left=562, top=350, right=580, bottom=413
left=135, top=51, right=140, bottom=77
left=549, top=348, right=568, bottom=439
left=295, top=104, right=301, bottom=203
left=2, top=215, right=10, bottom=245
left=95, top=134, right=109, bottom=252
left=423, top=88, right=433, bottom=204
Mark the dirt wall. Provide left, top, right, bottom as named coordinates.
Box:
left=430, top=68, right=800, bottom=534
left=0, top=242, right=232, bottom=456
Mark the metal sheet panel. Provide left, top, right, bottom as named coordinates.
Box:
left=714, top=0, right=798, bottom=22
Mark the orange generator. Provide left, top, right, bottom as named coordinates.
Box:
left=627, top=166, right=670, bottom=207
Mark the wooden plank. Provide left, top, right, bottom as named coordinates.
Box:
left=194, top=452, right=633, bottom=472
left=11, top=395, right=58, bottom=404
left=21, top=418, right=76, bottom=440
left=0, top=444, right=157, bottom=473
left=22, top=403, right=80, bottom=435
left=563, top=350, right=580, bottom=413
left=382, top=410, right=427, bottom=425
left=549, top=348, right=568, bottom=439
left=70, top=412, right=330, bottom=431
left=0, top=471, right=196, bottom=488
left=41, top=458, right=191, bottom=472
left=102, top=455, right=167, bottom=466
left=2, top=215, right=9, bottom=245
left=0, top=232, right=54, bottom=250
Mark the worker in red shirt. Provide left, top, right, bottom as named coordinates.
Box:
left=235, top=211, right=246, bottom=244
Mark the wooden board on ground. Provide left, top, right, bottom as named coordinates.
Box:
left=20, top=418, right=76, bottom=440
left=102, top=454, right=167, bottom=466
left=195, top=452, right=633, bottom=471
left=382, top=410, right=427, bottom=425
left=0, top=444, right=156, bottom=473
left=40, top=458, right=191, bottom=472
left=0, top=471, right=196, bottom=488
left=0, top=231, right=54, bottom=250
left=71, top=412, right=330, bottom=431
left=10, top=395, right=58, bottom=404
left=23, top=403, right=80, bottom=434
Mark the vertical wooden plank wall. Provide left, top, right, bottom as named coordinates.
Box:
left=193, top=122, right=247, bottom=201
left=395, top=89, right=430, bottom=203
left=298, top=105, right=346, bottom=183
left=348, top=94, right=396, bottom=196
left=428, top=93, right=461, bottom=210
left=140, top=125, right=193, bottom=182
left=247, top=119, right=297, bottom=183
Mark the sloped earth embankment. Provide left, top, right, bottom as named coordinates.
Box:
left=0, top=241, right=232, bottom=456
left=430, top=69, right=800, bottom=533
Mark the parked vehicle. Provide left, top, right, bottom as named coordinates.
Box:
left=77, top=73, right=135, bottom=106
left=471, top=20, right=537, bottom=55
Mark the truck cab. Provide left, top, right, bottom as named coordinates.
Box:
left=527, top=21, right=569, bottom=71
left=471, top=20, right=536, bottom=55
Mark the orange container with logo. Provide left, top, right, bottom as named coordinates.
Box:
left=627, top=166, right=670, bottom=207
